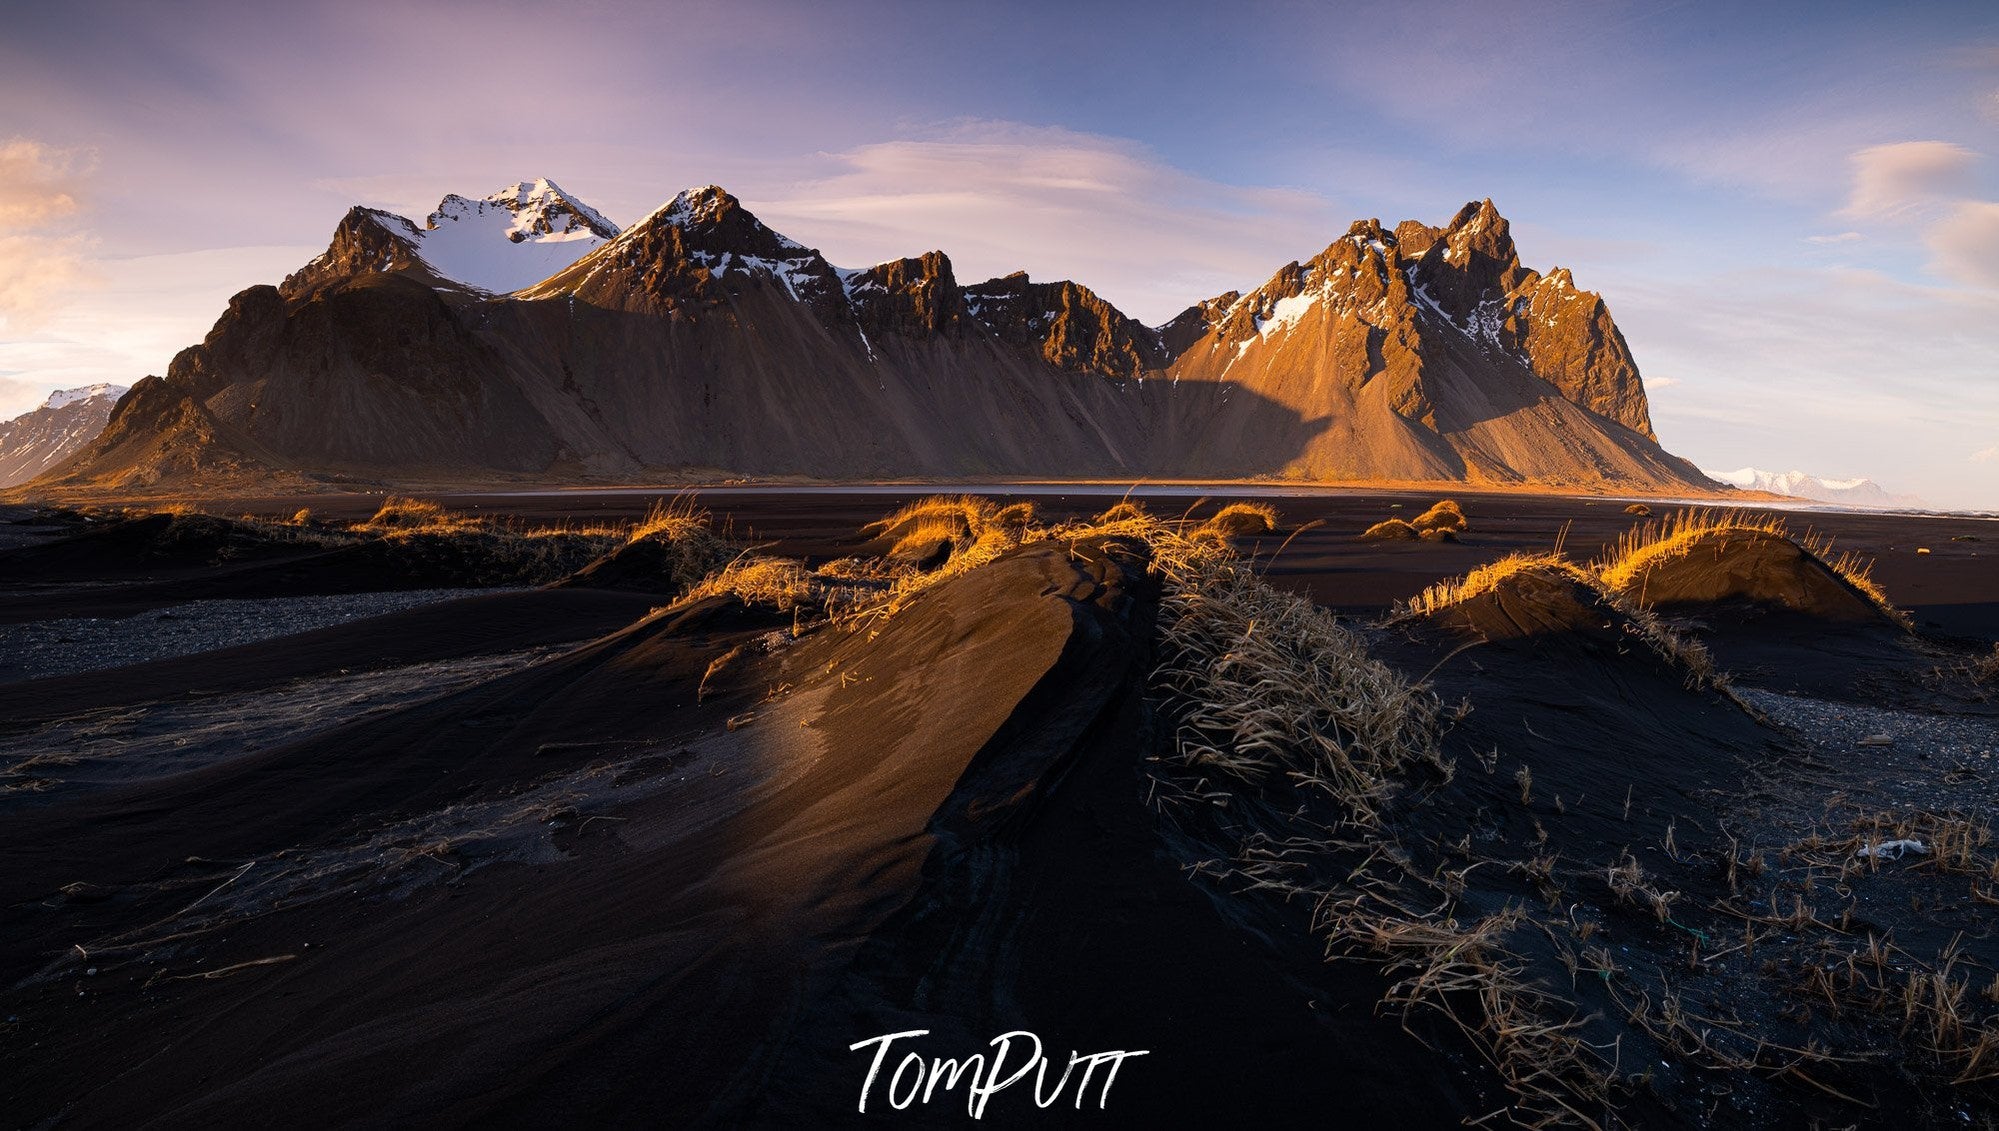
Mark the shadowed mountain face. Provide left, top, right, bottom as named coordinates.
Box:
left=32, top=184, right=1706, bottom=494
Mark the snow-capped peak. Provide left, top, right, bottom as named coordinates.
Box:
left=42, top=383, right=128, bottom=411
left=626, top=185, right=807, bottom=250
left=430, top=178, right=619, bottom=243
left=638, top=184, right=735, bottom=229
left=391, top=179, right=621, bottom=294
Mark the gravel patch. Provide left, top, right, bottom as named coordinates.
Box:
left=0, top=589, right=523, bottom=683
left=1736, top=686, right=1999, bottom=816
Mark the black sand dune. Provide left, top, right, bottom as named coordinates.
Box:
left=0, top=539, right=1467, bottom=1127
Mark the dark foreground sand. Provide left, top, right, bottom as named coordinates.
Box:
left=0, top=490, right=1993, bottom=1127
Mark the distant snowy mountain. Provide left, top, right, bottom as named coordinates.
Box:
left=0, top=385, right=129, bottom=487
left=1704, top=467, right=1926, bottom=509
left=283, top=178, right=620, bottom=297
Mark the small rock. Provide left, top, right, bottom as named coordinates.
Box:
left=1858, top=733, right=1894, bottom=747
left=1916, top=547, right=1931, bottom=555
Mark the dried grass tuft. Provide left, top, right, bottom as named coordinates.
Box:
left=1150, top=520, right=1443, bottom=824
left=358, top=496, right=477, bottom=534
left=1399, top=553, right=1723, bottom=690
left=1200, top=501, right=1280, bottom=538
left=627, top=496, right=711, bottom=545
left=1094, top=500, right=1149, bottom=525
left=1359, top=517, right=1421, bottom=542
left=1974, top=645, right=1999, bottom=686
left=865, top=495, right=1000, bottom=565
left=1411, top=499, right=1468, bottom=534
left=993, top=500, right=1038, bottom=528
left=678, top=556, right=820, bottom=612
left=1596, top=508, right=1906, bottom=627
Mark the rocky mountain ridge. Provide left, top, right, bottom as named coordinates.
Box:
left=25, top=180, right=1707, bottom=495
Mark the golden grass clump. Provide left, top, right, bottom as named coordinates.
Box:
left=1597, top=507, right=1906, bottom=626
left=812, top=556, right=890, bottom=581
left=610, top=501, right=739, bottom=594
left=677, top=556, right=820, bottom=613
left=865, top=495, right=1001, bottom=564
left=357, top=496, right=483, bottom=535
left=993, top=500, right=1038, bottom=528
left=1358, top=517, right=1420, bottom=542
left=1199, top=501, right=1280, bottom=538
left=1411, top=499, right=1468, bottom=534
left=1396, top=551, right=1724, bottom=689
left=674, top=548, right=889, bottom=620
left=1400, top=553, right=1592, bottom=620
left=627, top=496, right=711, bottom=545
left=1093, top=500, right=1149, bottom=526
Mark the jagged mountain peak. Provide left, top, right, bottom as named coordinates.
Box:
left=602, top=184, right=819, bottom=266
left=961, top=272, right=1167, bottom=379
left=1417, top=198, right=1529, bottom=309
left=430, top=178, right=620, bottom=243
left=629, top=185, right=787, bottom=244
left=528, top=184, right=847, bottom=316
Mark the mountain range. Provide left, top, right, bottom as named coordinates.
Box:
left=0, top=385, right=129, bottom=488
left=1704, top=467, right=1927, bottom=509
left=23, top=179, right=1712, bottom=495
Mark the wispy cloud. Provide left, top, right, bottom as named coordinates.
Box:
left=1974, top=446, right=1999, bottom=463
left=1840, top=141, right=1978, bottom=220
left=1805, top=231, right=1863, bottom=244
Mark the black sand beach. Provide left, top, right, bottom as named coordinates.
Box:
left=1, top=489, right=1994, bottom=1127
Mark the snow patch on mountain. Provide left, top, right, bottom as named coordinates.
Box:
left=1, top=384, right=131, bottom=487
left=42, top=383, right=128, bottom=411
left=391, top=179, right=621, bottom=295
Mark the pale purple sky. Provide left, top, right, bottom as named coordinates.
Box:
left=2, top=0, right=1996, bottom=507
